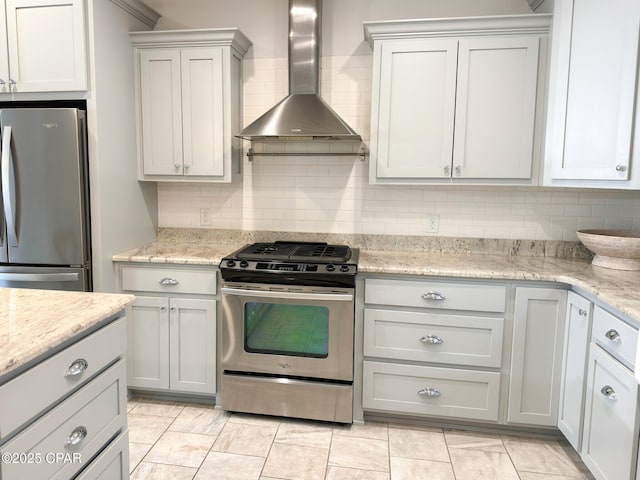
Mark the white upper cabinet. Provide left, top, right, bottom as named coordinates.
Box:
left=131, top=29, right=252, bottom=182
left=365, top=15, right=550, bottom=185
left=0, top=0, right=87, bottom=94
left=543, top=0, right=640, bottom=188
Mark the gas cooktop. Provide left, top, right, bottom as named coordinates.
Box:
left=219, top=241, right=358, bottom=288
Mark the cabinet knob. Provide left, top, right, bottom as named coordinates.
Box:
left=600, top=385, right=618, bottom=401
left=8, top=79, right=15, bottom=86
left=160, top=306, right=166, bottom=312
left=605, top=329, right=622, bottom=343
left=418, top=387, right=441, bottom=398
left=0, top=79, right=4, bottom=86
left=422, top=292, right=445, bottom=301
left=455, top=165, right=462, bottom=175
left=159, top=277, right=179, bottom=286
left=615, top=164, right=627, bottom=172
left=174, top=164, right=181, bottom=172
left=184, top=164, right=190, bottom=171
left=64, top=426, right=88, bottom=448
left=444, top=165, right=450, bottom=176
left=64, top=358, right=88, bottom=378
left=578, top=309, right=587, bottom=317
left=420, top=334, right=444, bottom=345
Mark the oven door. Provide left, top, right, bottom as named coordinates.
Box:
left=221, top=283, right=354, bottom=382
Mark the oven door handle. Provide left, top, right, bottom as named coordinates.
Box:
left=221, top=287, right=353, bottom=302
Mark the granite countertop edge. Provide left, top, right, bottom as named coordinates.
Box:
left=0, top=289, right=136, bottom=381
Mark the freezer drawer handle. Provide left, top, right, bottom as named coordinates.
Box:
left=0, top=272, right=80, bottom=282
left=418, top=387, right=441, bottom=398
left=159, top=277, right=179, bottom=286
left=64, top=426, right=88, bottom=448
left=64, top=358, right=88, bottom=378
left=420, top=334, right=444, bottom=345
left=600, top=385, right=618, bottom=401
left=605, top=329, right=622, bottom=343
left=1, top=126, right=18, bottom=246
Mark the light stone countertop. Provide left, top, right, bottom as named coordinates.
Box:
left=0, top=288, right=135, bottom=381
left=113, top=237, right=640, bottom=322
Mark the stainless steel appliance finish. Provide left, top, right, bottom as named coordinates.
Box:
left=0, top=107, right=90, bottom=291
left=237, top=0, right=361, bottom=141
left=220, top=242, right=357, bottom=423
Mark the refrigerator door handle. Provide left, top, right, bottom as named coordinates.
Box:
left=0, top=272, right=80, bottom=282
left=1, top=126, right=17, bottom=246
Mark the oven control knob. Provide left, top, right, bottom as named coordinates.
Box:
left=226, top=260, right=236, bottom=267
left=340, top=265, right=350, bottom=272
left=239, top=260, right=249, bottom=268
left=325, top=264, right=335, bottom=272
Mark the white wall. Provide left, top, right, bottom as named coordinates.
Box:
left=146, top=0, right=640, bottom=241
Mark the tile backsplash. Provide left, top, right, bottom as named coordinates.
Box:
left=158, top=55, right=640, bottom=241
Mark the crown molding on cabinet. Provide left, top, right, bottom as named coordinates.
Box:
left=129, top=28, right=253, bottom=57
left=363, top=14, right=552, bottom=47
left=110, top=0, right=161, bottom=28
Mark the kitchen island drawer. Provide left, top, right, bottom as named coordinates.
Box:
left=0, top=317, right=125, bottom=440
left=592, top=306, right=638, bottom=370
left=362, top=361, right=501, bottom=421
left=364, top=308, right=504, bottom=367
left=365, top=278, right=506, bottom=312
left=0, top=360, right=127, bottom=480
left=121, top=265, right=217, bottom=295
left=75, top=430, right=129, bottom=480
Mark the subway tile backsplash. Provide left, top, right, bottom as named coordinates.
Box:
left=158, top=55, right=640, bottom=241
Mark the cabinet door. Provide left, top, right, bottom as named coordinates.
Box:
left=181, top=48, right=225, bottom=177
left=139, top=49, right=184, bottom=176
left=453, top=36, right=539, bottom=179
left=545, top=0, right=640, bottom=184
left=169, top=298, right=216, bottom=394
left=508, top=287, right=567, bottom=426
left=372, top=38, right=457, bottom=179
left=558, top=291, right=593, bottom=451
left=582, top=344, right=639, bottom=480
left=0, top=5, right=9, bottom=93
left=127, top=296, right=170, bottom=390
left=5, top=0, right=87, bottom=92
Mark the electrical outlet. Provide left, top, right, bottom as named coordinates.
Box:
left=200, top=208, right=211, bottom=226
left=426, top=214, right=439, bottom=233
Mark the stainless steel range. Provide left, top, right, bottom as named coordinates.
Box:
left=219, top=242, right=357, bottom=423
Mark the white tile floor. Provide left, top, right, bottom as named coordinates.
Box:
left=127, top=398, right=595, bottom=480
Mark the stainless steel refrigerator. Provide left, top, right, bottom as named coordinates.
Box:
left=0, top=107, right=91, bottom=291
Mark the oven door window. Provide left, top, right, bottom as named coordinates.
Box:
left=244, top=302, right=329, bottom=358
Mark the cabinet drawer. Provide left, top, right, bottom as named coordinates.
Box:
left=75, top=430, right=129, bottom=480
left=0, top=360, right=127, bottom=480
left=592, top=306, right=638, bottom=370
left=365, top=278, right=506, bottom=312
left=121, top=265, right=217, bottom=295
left=362, top=361, right=501, bottom=421
left=364, top=308, right=504, bottom=367
left=0, top=317, right=125, bottom=440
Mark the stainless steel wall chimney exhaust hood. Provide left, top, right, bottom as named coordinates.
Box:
left=237, top=0, right=361, bottom=142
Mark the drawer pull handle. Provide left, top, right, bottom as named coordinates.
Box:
left=422, top=292, right=445, bottom=301
left=64, top=426, right=88, bottom=448
left=159, top=277, right=179, bottom=286
left=64, top=359, right=88, bottom=378
left=420, top=335, right=444, bottom=345
left=600, top=385, right=618, bottom=401
left=418, top=387, right=441, bottom=398
left=605, top=329, right=622, bottom=343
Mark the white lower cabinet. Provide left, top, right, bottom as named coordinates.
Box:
left=118, top=264, right=217, bottom=395
left=0, top=316, right=128, bottom=480
left=580, top=306, right=640, bottom=480
left=508, top=287, right=567, bottom=426
left=362, top=276, right=506, bottom=422
left=557, top=291, right=593, bottom=451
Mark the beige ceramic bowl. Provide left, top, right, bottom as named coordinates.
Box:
left=577, top=229, right=640, bottom=270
